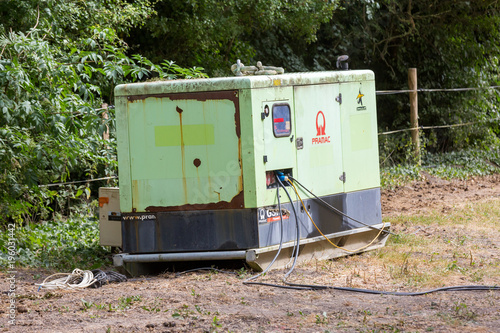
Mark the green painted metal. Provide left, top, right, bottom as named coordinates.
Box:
left=154, top=124, right=215, bottom=146
left=115, top=70, right=379, bottom=212
left=339, top=80, right=380, bottom=192
left=119, top=93, right=242, bottom=212
left=294, top=83, right=344, bottom=198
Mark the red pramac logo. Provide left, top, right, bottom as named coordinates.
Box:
left=312, top=111, right=331, bottom=144
left=316, top=111, right=326, bottom=136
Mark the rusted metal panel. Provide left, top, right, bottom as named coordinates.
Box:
left=124, top=90, right=243, bottom=211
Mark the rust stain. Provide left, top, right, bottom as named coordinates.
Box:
left=178, top=106, right=188, bottom=204
left=132, top=180, right=139, bottom=211
left=128, top=90, right=241, bottom=139
left=238, top=137, right=243, bottom=192
left=146, top=191, right=244, bottom=212
left=196, top=167, right=201, bottom=189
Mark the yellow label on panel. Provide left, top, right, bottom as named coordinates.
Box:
left=154, top=124, right=215, bottom=146
left=273, top=79, right=282, bottom=86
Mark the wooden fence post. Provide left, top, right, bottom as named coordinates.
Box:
left=408, top=68, right=420, bottom=164
left=101, top=103, right=109, bottom=141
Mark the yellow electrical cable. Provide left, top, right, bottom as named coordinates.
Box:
left=289, top=181, right=386, bottom=253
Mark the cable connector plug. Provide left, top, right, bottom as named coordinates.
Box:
left=275, top=171, right=289, bottom=182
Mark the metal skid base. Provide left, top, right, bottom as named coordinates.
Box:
left=113, top=223, right=390, bottom=276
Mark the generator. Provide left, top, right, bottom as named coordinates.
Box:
left=100, top=63, right=390, bottom=275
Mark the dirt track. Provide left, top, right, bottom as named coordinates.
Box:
left=1, top=174, right=499, bottom=332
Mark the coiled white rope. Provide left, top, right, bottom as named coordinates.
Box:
left=36, top=269, right=97, bottom=290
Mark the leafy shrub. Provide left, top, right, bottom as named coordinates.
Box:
left=0, top=209, right=111, bottom=271
left=0, top=1, right=207, bottom=227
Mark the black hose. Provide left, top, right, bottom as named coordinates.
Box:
left=261, top=281, right=500, bottom=295
left=243, top=177, right=286, bottom=285
left=90, top=269, right=127, bottom=288
left=276, top=177, right=301, bottom=279
left=289, top=176, right=394, bottom=236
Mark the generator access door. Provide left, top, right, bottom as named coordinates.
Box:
left=294, top=84, right=344, bottom=197
left=122, top=90, right=243, bottom=212
left=338, top=80, right=380, bottom=192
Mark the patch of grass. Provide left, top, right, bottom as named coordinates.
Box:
left=300, top=198, right=500, bottom=292
left=379, top=199, right=500, bottom=288
left=0, top=213, right=111, bottom=271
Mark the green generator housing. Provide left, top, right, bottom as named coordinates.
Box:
left=111, top=70, right=389, bottom=272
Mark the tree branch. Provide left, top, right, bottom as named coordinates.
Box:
left=26, top=5, right=41, bottom=38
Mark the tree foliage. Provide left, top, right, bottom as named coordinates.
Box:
left=127, top=0, right=339, bottom=75
left=0, top=0, right=206, bottom=225
left=303, top=0, right=500, bottom=159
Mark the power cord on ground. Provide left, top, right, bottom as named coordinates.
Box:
left=237, top=174, right=500, bottom=295
left=36, top=268, right=127, bottom=290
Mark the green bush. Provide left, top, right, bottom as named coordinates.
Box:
left=0, top=209, right=111, bottom=271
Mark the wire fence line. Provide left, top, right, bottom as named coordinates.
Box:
left=376, top=85, right=500, bottom=95
left=376, top=84, right=500, bottom=135
left=378, top=117, right=500, bottom=136
left=38, top=176, right=117, bottom=188
left=36, top=86, right=499, bottom=187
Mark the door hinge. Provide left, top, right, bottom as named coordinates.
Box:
left=339, top=172, right=346, bottom=183
left=335, top=93, right=342, bottom=104
left=296, top=137, right=303, bottom=150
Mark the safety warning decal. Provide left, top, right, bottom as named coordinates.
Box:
left=356, top=86, right=367, bottom=111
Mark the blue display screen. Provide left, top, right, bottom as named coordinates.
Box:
left=272, top=104, right=291, bottom=137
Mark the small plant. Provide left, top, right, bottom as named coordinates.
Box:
left=117, top=296, right=134, bottom=310
left=210, top=315, right=222, bottom=332
left=315, top=312, right=328, bottom=325
left=446, top=260, right=466, bottom=273
left=58, top=306, right=70, bottom=313
left=140, top=297, right=163, bottom=312
left=453, top=301, right=477, bottom=321
left=81, top=299, right=93, bottom=312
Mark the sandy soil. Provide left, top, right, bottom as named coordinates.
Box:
left=1, top=174, right=499, bottom=333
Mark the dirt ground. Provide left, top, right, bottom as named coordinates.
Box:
left=1, top=174, right=499, bottom=333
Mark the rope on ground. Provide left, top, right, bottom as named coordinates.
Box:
left=36, top=268, right=127, bottom=291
